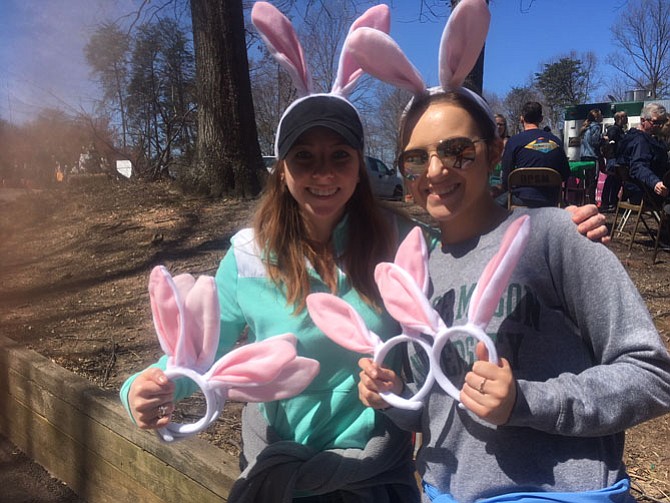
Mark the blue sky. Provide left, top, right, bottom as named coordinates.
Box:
left=390, top=0, right=628, bottom=99
left=0, top=0, right=630, bottom=123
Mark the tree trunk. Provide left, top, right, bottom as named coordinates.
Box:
left=189, top=0, right=262, bottom=198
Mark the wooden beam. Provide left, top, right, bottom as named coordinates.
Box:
left=0, top=335, right=240, bottom=502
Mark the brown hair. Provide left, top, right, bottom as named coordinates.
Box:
left=614, top=111, right=628, bottom=125
left=586, top=108, right=602, bottom=123
left=494, top=113, right=509, bottom=138
left=253, top=152, right=396, bottom=313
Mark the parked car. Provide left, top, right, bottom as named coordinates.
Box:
left=261, top=154, right=404, bottom=201
left=365, top=156, right=404, bottom=200
left=263, top=155, right=277, bottom=172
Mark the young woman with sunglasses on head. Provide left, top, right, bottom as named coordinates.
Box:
left=350, top=2, right=670, bottom=502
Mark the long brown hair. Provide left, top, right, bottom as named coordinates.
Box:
left=253, top=153, right=396, bottom=312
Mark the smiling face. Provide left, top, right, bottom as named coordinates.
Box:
left=281, top=126, right=361, bottom=242
left=402, top=100, right=505, bottom=244
left=495, top=115, right=507, bottom=137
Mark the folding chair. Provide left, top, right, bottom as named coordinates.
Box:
left=651, top=170, right=670, bottom=263
left=611, top=166, right=646, bottom=250
left=507, top=167, right=563, bottom=209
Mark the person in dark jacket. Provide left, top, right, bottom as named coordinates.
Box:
left=616, top=103, right=668, bottom=205
left=499, top=101, right=570, bottom=207
left=600, top=111, right=628, bottom=211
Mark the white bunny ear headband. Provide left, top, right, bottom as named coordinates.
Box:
left=250, top=1, right=391, bottom=159
left=148, top=266, right=319, bottom=442
left=307, top=216, right=530, bottom=410
left=345, top=0, right=494, bottom=126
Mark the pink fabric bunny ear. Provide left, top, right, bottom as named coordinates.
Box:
left=251, top=1, right=312, bottom=97
left=181, top=275, right=221, bottom=373
left=374, top=227, right=438, bottom=334
left=306, top=292, right=382, bottom=354
left=392, top=227, right=430, bottom=294
left=468, top=216, right=530, bottom=329
left=149, top=266, right=221, bottom=374
left=346, top=27, right=425, bottom=96
left=375, top=263, right=442, bottom=336
left=332, top=5, right=391, bottom=97
left=149, top=265, right=184, bottom=360
left=438, top=0, right=490, bottom=90
left=206, top=336, right=297, bottom=387
left=209, top=334, right=319, bottom=402
left=227, top=357, right=320, bottom=402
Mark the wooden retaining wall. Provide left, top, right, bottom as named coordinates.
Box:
left=0, top=335, right=240, bottom=502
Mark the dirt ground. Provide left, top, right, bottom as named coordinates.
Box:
left=0, top=176, right=668, bottom=502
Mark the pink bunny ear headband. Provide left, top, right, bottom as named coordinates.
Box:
left=250, top=1, right=391, bottom=159
left=307, top=216, right=530, bottom=410
left=148, top=266, right=319, bottom=442
left=345, top=0, right=495, bottom=128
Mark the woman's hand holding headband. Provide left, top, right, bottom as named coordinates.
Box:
left=148, top=266, right=319, bottom=442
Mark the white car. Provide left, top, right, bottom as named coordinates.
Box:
left=365, top=156, right=404, bottom=200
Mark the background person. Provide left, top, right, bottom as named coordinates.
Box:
left=579, top=108, right=604, bottom=203
left=499, top=101, right=570, bottom=207
left=616, top=102, right=669, bottom=204
left=600, top=111, right=628, bottom=212
left=494, top=113, right=510, bottom=147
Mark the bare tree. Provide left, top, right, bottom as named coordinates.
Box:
left=580, top=51, right=602, bottom=102
left=602, top=74, right=634, bottom=102
left=126, top=18, right=195, bottom=179
left=300, top=1, right=355, bottom=91
left=85, top=22, right=131, bottom=149
left=250, top=52, right=298, bottom=155
left=609, top=0, right=670, bottom=98
left=364, top=85, right=412, bottom=162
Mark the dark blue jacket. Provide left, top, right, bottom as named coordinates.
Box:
left=501, top=129, right=571, bottom=206
left=616, top=128, right=668, bottom=191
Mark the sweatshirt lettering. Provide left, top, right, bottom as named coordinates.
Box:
left=434, top=282, right=540, bottom=376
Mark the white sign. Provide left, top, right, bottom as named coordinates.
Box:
left=116, top=160, right=132, bottom=178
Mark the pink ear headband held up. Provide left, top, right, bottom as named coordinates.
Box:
left=307, top=216, right=530, bottom=410
left=345, top=0, right=495, bottom=128
left=148, top=266, right=319, bottom=442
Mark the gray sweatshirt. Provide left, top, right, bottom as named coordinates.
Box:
left=387, top=207, right=670, bottom=503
